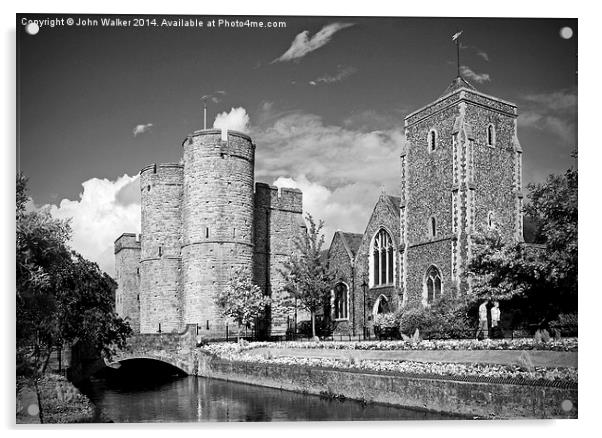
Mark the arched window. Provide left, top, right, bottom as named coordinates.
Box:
left=428, top=129, right=437, bottom=152
left=487, top=211, right=495, bottom=229
left=371, top=229, right=395, bottom=286
left=487, top=124, right=495, bottom=147
left=425, top=265, right=442, bottom=304
left=373, top=294, right=390, bottom=316
left=333, top=282, right=348, bottom=320
left=430, top=217, right=437, bottom=238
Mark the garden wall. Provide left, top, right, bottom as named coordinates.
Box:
left=195, top=353, right=577, bottom=419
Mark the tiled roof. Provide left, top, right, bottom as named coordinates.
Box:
left=440, top=75, right=477, bottom=97
left=339, top=232, right=363, bottom=258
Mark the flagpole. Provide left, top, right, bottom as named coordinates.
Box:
left=456, top=35, right=460, bottom=77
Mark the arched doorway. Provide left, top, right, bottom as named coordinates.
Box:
left=372, top=294, right=390, bottom=319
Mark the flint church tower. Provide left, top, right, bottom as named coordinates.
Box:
left=400, top=76, right=524, bottom=306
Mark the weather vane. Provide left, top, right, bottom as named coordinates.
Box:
left=452, top=30, right=463, bottom=78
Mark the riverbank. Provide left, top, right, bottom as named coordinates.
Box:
left=17, top=373, right=110, bottom=423
left=196, top=342, right=578, bottom=419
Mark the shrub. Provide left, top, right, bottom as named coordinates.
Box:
left=296, top=318, right=334, bottom=338
left=374, top=312, right=400, bottom=339
left=399, top=306, right=431, bottom=336
left=549, top=313, right=578, bottom=337
left=398, top=297, right=474, bottom=339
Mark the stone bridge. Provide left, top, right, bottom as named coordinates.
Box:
left=110, top=324, right=199, bottom=375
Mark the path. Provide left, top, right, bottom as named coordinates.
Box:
left=247, top=347, right=577, bottom=368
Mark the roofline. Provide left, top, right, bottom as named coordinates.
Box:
left=404, top=87, right=517, bottom=122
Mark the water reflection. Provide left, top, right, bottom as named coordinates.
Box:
left=80, top=361, right=458, bottom=422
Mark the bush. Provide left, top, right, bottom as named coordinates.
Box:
left=399, top=306, right=431, bottom=336
left=296, top=318, right=334, bottom=338
left=374, top=312, right=400, bottom=339
left=549, top=313, right=578, bottom=337
left=399, top=296, right=473, bottom=339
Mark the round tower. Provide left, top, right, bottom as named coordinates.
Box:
left=139, top=163, right=184, bottom=333
left=181, top=129, right=255, bottom=336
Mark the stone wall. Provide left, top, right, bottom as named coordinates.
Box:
left=352, top=195, right=402, bottom=334
left=139, top=163, right=183, bottom=333
left=114, top=233, right=141, bottom=333
left=327, top=232, right=355, bottom=334
left=195, top=354, right=577, bottom=419
left=254, top=183, right=306, bottom=336
left=181, top=130, right=255, bottom=337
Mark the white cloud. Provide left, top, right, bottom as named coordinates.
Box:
left=310, top=65, right=357, bottom=85
left=518, top=89, right=577, bottom=145
left=213, top=107, right=250, bottom=133
left=201, top=90, right=227, bottom=104
left=272, top=22, right=354, bottom=63
left=132, top=123, right=153, bottom=137
left=46, top=174, right=141, bottom=277
left=272, top=176, right=377, bottom=246
left=460, top=65, right=491, bottom=84
left=476, top=50, right=489, bottom=61
left=252, top=104, right=403, bottom=242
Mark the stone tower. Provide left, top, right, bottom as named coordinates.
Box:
left=401, top=76, right=523, bottom=306
left=181, top=129, right=255, bottom=337
left=114, top=233, right=141, bottom=332
left=139, top=163, right=184, bottom=333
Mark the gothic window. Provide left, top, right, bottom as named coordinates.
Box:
left=333, top=282, right=348, bottom=320
left=371, top=228, right=395, bottom=286
left=487, top=124, right=496, bottom=147
left=425, top=265, right=443, bottom=304
left=428, top=129, right=437, bottom=152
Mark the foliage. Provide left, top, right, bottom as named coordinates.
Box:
left=296, top=318, right=334, bottom=338
left=399, top=306, right=430, bottom=336
left=398, top=297, right=473, bottom=339
left=215, top=266, right=271, bottom=334
left=16, top=173, right=131, bottom=376
left=534, top=329, right=551, bottom=343
left=549, top=313, right=578, bottom=337
left=374, top=312, right=401, bottom=339
left=466, top=163, right=577, bottom=326
left=279, top=214, right=333, bottom=337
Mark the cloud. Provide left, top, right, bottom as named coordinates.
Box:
left=46, top=174, right=141, bottom=276
left=213, top=107, right=250, bottom=133
left=476, top=50, right=489, bottom=61
left=132, top=123, right=153, bottom=137
left=201, top=90, right=227, bottom=104
left=518, top=89, right=577, bottom=145
left=460, top=65, right=491, bottom=83
left=251, top=104, right=403, bottom=243
left=272, top=22, right=354, bottom=63
left=309, top=65, right=357, bottom=85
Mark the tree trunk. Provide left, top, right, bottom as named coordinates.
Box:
left=311, top=311, right=316, bottom=338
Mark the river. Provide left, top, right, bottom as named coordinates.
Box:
left=79, top=361, right=458, bottom=422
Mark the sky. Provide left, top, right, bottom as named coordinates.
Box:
left=16, top=14, right=578, bottom=276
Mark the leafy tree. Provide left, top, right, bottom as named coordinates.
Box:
left=215, top=266, right=271, bottom=339
left=16, top=173, right=131, bottom=377
left=467, top=162, right=577, bottom=326
left=280, top=214, right=333, bottom=339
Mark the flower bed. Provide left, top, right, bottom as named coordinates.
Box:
left=204, top=337, right=577, bottom=353
left=200, top=344, right=577, bottom=385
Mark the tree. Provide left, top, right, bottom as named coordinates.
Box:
left=16, top=173, right=131, bottom=377
left=279, top=214, right=333, bottom=339
left=467, top=162, right=577, bottom=326
left=215, top=266, right=271, bottom=339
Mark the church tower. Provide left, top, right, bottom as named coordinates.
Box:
left=401, top=76, right=523, bottom=306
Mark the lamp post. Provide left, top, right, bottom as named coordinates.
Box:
left=361, top=278, right=368, bottom=339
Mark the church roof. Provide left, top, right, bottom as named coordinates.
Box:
left=440, top=75, right=477, bottom=97
left=385, top=194, right=401, bottom=211
left=338, top=232, right=363, bottom=259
